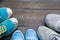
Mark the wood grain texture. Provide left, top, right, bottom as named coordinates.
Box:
left=3, top=0, right=60, bottom=2
left=12, top=9, right=60, bottom=27
left=0, top=9, right=60, bottom=40
left=2, top=0, right=60, bottom=9
left=0, top=0, right=60, bottom=40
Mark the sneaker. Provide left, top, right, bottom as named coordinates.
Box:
left=45, top=14, right=60, bottom=32
left=25, top=29, right=38, bottom=40
left=0, top=18, right=18, bottom=38
left=0, top=7, right=13, bottom=22
left=37, top=26, right=60, bottom=40
left=11, top=30, right=24, bottom=40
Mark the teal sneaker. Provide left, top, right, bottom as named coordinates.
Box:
left=0, top=7, right=13, bottom=22
left=25, top=29, right=38, bottom=40
left=0, top=18, right=18, bottom=38
left=11, top=30, right=24, bottom=40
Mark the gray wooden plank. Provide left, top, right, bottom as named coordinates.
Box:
left=2, top=0, right=60, bottom=9
left=13, top=9, right=46, bottom=27
left=3, top=0, right=60, bottom=2
left=12, top=9, right=60, bottom=27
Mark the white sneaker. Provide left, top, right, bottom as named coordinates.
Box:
left=45, top=14, right=60, bottom=32
left=37, top=26, right=60, bottom=40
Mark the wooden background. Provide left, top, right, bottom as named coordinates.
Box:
left=0, top=0, right=60, bottom=40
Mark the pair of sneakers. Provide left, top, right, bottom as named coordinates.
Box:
left=37, top=14, right=60, bottom=40
left=11, top=29, right=38, bottom=40
left=0, top=7, right=18, bottom=38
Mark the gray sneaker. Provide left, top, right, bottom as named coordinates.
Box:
left=37, top=26, right=60, bottom=40
left=45, top=14, right=60, bottom=32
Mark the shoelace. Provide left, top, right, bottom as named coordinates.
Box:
left=51, top=34, right=60, bottom=40
left=0, top=25, right=7, bottom=38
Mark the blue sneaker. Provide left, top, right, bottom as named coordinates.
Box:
left=25, top=29, right=38, bottom=40
left=11, top=30, right=25, bottom=40
left=0, top=7, right=13, bottom=22
left=0, top=18, right=18, bottom=38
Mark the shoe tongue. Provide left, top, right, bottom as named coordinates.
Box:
left=0, top=25, right=7, bottom=38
